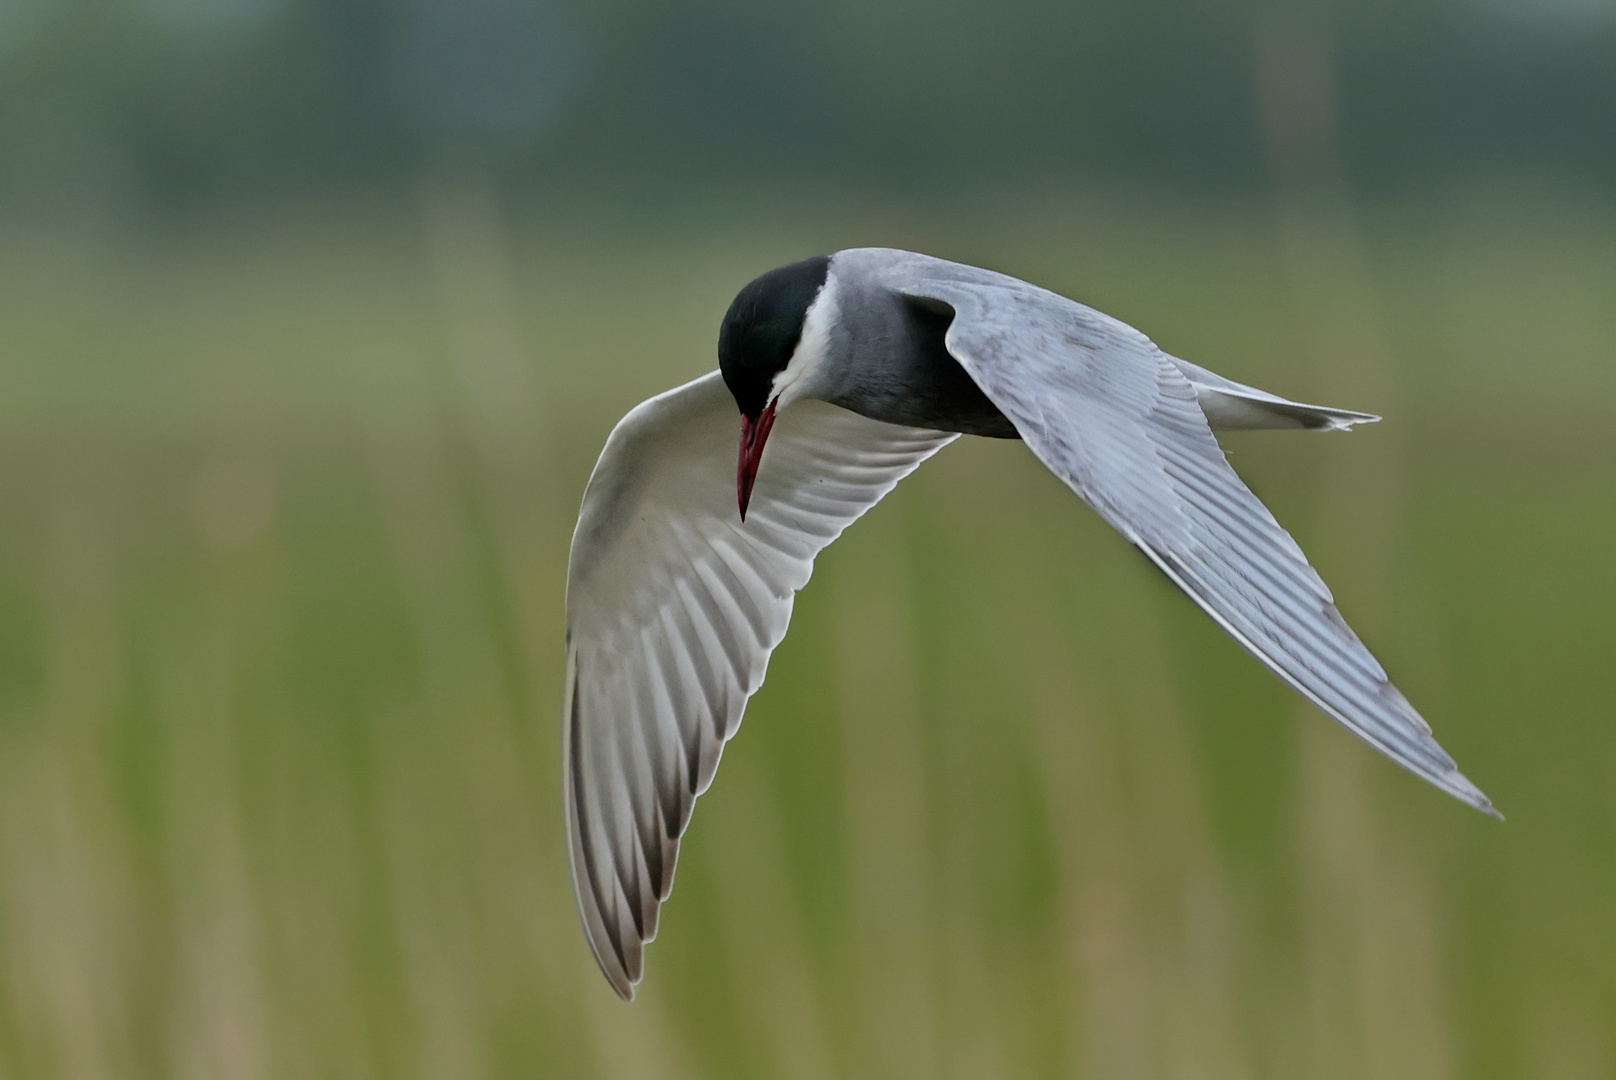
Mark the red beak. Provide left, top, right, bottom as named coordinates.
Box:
left=737, top=399, right=778, bottom=521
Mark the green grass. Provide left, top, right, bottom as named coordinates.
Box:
left=0, top=185, right=1611, bottom=1078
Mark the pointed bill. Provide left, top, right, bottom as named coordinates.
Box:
left=737, top=399, right=777, bottom=520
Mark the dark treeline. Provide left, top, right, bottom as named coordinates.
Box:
left=3, top=0, right=1612, bottom=210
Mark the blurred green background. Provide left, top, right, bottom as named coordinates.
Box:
left=1, top=1, right=1614, bottom=1077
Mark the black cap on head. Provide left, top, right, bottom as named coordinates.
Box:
left=718, top=256, right=831, bottom=420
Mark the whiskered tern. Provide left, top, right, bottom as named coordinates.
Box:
left=564, top=248, right=1498, bottom=999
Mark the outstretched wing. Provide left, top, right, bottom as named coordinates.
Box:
left=565, top=371, right=956, bottom=998
left=899, top=272, right=1497, bottom=818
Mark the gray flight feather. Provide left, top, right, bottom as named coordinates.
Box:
left=848, top=248, right=1495, bottom=817
left=565, top=372, right=955, bottom=998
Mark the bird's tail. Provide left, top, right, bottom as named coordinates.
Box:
left=1170, top=356, right=1380, bottom=432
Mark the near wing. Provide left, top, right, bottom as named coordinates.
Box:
left=900, top=274, right=1497, bottom=818
left=565, top=371, right=956, bottom=998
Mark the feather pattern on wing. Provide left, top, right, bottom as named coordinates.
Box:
left=564, top=371, right=955, bottom=998
left=896, top=269, right=1496, bottom=817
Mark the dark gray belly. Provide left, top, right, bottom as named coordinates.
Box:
left=830, top=297, right=1021, bottom=439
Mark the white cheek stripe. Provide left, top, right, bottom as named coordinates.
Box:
left=770, top=275, right=840, bottom=408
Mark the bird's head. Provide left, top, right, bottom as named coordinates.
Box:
left=718, top=255, right=832, bottom=520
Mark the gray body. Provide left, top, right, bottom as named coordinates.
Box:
left=817, top=252, right=1019, bottom=437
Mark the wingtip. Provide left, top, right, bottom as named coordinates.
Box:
left=1442, top=768, right=1503, bottom=820
left=574, top=886, right=646, bottom=1001
left=1472, top=791, right=1506, bottom=822
left=579, top=915, right=643, bottom=1001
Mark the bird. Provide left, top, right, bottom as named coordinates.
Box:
left=563, top=247, right=1498, bottom=1000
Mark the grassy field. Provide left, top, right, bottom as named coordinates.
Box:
left=0, top=186, right=1611, bottom=1079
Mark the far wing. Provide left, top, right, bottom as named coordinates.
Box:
left=900, top=274, right=1497, bottom=817
left=565, top=371, right=956, bottom=998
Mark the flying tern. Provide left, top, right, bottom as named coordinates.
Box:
left=564, top=248, right=1497, bottom=999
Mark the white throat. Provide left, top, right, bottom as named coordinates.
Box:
left=769, top=273, right=841, bottom=410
